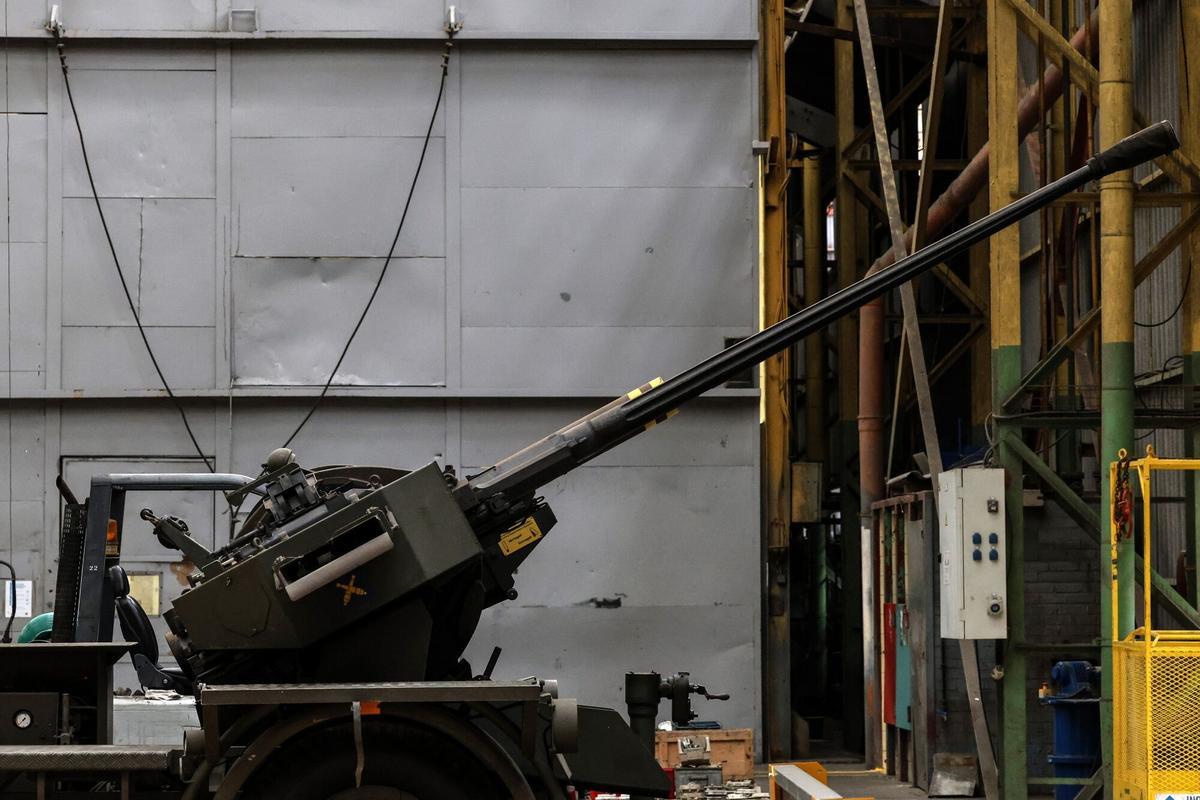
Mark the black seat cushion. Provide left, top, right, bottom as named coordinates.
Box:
left=109, top=565, right=158, bottom=664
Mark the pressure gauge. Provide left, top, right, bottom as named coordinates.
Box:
left=12, top=710, right=32, bottom=730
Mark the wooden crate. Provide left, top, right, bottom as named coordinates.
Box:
left=654, top=728, right=754, bottom=780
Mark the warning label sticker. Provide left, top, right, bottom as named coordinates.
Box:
left=1156, top=793, right=1200, bottom=800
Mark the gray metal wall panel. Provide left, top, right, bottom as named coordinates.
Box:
left=63, top=44, right=217, bottom=71
left=253, top=0, right=442, bottom=32
left=228, top=400, right=448, bottom=473
left=465, top=604, right=759, bottom=733
left=139, top=199, right=217, bottom=327
left=62, top=326, right=216, bottom=389
left=231, top=257, right=445, bottom=386
left=0, top=250, right=8, bottom=371
left=10, top=243, right=46, bottom=375
left=62, top=198, right=213, bottom=328
left=59, top=0, right=217, bottom=32
left=461, top=49, right=755, bottom=188
left=461, top=325, right=750, bottom=391
left=483, top=465, right=758, bottom=608
left=465, top=0, right=756, bottom=39
left=62, top=197, right=142, bottom=326
left=232, top=44, right=446, bottom=138
left=62, top=70, right=216, bottom=199
left=3, top=43, right=47, bottom=112
left=0, top=122, right=8, bottom=239
left=9, top=114, right=46, bottom=242
left=4, top=501, right=44, bottom=594
left=460, top=400, right=756, bottom=468
left=7, top=1, right=47, bottom=36
left=231, top=137, right=444, bottom=257
left=0, top=407, right=46, bottom=504
left=60, top=402, right=217, bottom=456
left=461, top=187, right=754, bottom=327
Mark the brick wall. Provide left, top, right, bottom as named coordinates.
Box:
left=1022, top=502, right=1103, bottom=776
left=931, top=501, right=1100, bottom=785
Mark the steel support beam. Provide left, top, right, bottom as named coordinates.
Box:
left=852, top=3, right=1004, bottom=794
left=803, top=146, right=830, bottom=706
left=1006, top=434, right=1200, bottom=630
left=1000, top=0, right=1200, bottom=187
left=762, top=0, right=792, bottom=761
left=838, top=21, right=973, bottom=162
left=804, top=148, right=827, bottom=464
left=967, top=9, right=991, bottom=427
left=1097, top=8, right=1135, bottom=796
left=834, top=0, right=866, bottom=757
left=1180, top=0, right=1200, bottom=612
left=986, top=0, right=1024, bottom=797
left=1002, top=204, right=1200, bottom=411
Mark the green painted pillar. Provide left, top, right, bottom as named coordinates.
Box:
left=988, top=1, right=1025, bottom=795
left=1098, top=3, right=1135, bottom=796
left=1100, top=341, right=1136, bottom=638
left=994, top=346, right=1026, bottom=799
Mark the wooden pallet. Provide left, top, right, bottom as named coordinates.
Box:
left=654, top=728, right=754, bottom=780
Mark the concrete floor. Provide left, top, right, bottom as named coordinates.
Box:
left=753, top=761, right=933, bottom=798
left=824, top=765, right=930, bottom=798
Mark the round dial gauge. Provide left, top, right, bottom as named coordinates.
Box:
left=13, top=710, right=33, bottom=729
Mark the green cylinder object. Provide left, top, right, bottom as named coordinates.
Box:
left=17, top=612, right=53, bottom=643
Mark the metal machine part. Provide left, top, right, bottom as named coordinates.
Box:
left=625, top=672, right=730, bottom=751
left=8, top=121, right=1176, bottom=798
left=42, top=120, right=1167, bottom=693
left=0, top=693, right=58, bottom=746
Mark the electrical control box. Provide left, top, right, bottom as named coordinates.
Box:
left=939, top=467, right=1007, bottom=639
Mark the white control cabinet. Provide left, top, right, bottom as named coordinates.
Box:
left=939, top=467, right=1007, bottom=639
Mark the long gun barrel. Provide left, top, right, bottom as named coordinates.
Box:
left=459, top=121, right=1180, bottom=522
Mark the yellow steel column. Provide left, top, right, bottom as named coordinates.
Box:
left=1098, top=1, right=1135, bottom=796
left=762, top=0, right=792, bottom=761
left=1180, top=0, right=1200, bottom=610
left=987, top=0, right=1024, bottom=797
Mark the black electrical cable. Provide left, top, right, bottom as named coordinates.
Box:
left=54, top=35, right=214, bottom=472
left=0, top=559, right=16, bottom=643
left=1134, top=261, right=1192, bottom=329
left=283, top=39, right=453, bottom=449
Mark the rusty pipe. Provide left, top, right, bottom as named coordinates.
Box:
left=863, top=10, right=1099, bottom=279
left=855, top=9, right=1098, bottom=502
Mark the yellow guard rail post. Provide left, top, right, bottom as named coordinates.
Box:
left=1111, top=445, right=1200, bottom=799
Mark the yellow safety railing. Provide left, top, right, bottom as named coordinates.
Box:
left=1111, top=445, right=1200, bottom=799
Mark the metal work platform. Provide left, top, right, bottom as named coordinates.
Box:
left=0, top=745, right=176, bottom=772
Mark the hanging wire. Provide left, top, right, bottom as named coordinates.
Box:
left=54, top=32, right=214, bottom=471
left=282, top=37, right=454, bottom=449
left=1134, top=261, right=1192, bottom=329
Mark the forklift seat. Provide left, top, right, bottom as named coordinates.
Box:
left=109, top=566, right=192, bottom=694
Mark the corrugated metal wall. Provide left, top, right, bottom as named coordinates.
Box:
left=1131, top=0, right=1185, bottom=583
left=0, top=2, right=763, bottom=737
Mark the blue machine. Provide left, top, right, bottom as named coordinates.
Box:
left=1042, top=660, right=1102, bottom=800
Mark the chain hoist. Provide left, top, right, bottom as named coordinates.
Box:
left=1113, top=448, right=1134, bottom=542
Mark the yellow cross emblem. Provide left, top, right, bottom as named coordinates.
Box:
left=336, top=575, right=367, bottom=606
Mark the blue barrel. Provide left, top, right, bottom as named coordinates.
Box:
left=1043, top=661, right=1101, bottom=800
